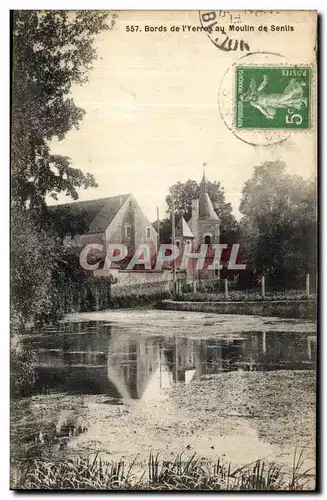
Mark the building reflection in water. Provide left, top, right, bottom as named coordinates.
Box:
left=28, top=322, right=316, bottom=399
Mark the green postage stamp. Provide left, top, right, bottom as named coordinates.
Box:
left=235, top=66, right=311, bottom=130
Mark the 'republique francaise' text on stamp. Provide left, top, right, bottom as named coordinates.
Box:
left=236, top=66, right=311, bottom=130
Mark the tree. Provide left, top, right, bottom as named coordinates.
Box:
left=11, top=10, right=114, bottom=324
left=11, top=10, right=116, bottom=209
left=239, top=161, right=316, bottom=288
left=10, top=207, right=95, bottom=395
left=11, top=207, right=61, bottom=332
left=11, top=10, right=114, bottom=325
left=11, top=11, right=116, bottom=395
left=155, top=217, right=173, bottom=244
left=165, top=179, right=239, bottom=241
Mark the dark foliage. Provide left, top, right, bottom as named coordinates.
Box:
left=11, top=10, right=115, bottom=209
left=239, top=162, right=316, bottom=288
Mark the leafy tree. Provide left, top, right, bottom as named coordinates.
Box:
left=11, top=208, right=63, bottom=333
left=155, top=217, right=172, bottom=244
left=10, top=207, right=102, bottom=395
left=11, top=10, right=115, bottom=209
left=165, top=179, right=239, bottom=241
left=239, top=161, right=316, bottom=288
left=11, top=11, right=115, bottom=392
left=39, top=206, right=90, bottom=242
left=11, top=10, right=113, bottom=323
left=166, top=180, right=198, bottom=220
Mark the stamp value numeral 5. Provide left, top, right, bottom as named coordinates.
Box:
left=286, top=109, right=302, bottom=126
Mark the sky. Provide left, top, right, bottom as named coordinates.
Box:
left=49, top=10, right=316, bottom=222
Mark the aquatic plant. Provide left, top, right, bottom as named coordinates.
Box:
left=12, top=450, right=314, bottom=491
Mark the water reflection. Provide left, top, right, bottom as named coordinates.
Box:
left=25, top=321, right=316, bottom=399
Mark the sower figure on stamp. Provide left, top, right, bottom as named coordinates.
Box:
left=240, top=75, right=308, bottom=120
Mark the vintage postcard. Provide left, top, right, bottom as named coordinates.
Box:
left=10, top=10, right=317, bottom=491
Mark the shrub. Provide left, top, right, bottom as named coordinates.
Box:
left=10, top=342, right=36, bottom=397
left=109, top=291, right=171, bottom=309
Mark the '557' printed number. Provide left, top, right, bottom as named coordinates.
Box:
left=126, top=25, right=140, bottom=32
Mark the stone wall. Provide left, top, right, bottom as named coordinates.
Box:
left=198, top=220, right=220, bottom=246
left=111, top=270, right=173, bottom=297
left=158, top=299, right=316, bottom=319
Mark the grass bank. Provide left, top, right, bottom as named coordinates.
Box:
left=12, top=449, right=314, bottom=490
left=176, top=290, right=315, bottom=302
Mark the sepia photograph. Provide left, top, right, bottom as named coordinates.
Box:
left=10, top=9, right=317, bottom=491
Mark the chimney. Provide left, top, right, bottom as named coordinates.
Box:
left=119, top=194, right=123, bottom=206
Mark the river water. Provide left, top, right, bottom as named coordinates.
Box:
left=25, top=310, right=316, bottom=397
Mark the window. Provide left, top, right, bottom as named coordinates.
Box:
left=125, top=225, right=131, bottom=238
left=146, top=227, right=151, bottom=239
left=204, top=235, right=212, bottom=245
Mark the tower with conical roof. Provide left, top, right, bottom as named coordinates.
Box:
left=198, top=168, right=219, bottom=222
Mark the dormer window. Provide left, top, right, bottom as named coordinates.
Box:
left=125, top=225, right=132, bottom=238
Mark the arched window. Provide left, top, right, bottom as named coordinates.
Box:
left=204, top=235, right=211, bottom=245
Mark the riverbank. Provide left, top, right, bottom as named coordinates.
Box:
left=11, top=309, right=316, bottom=490
left=11, top=370, right=316, bottom=490
left=157, top=299, right=316, bottom=319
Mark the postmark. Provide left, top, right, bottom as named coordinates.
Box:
left=236, top=66, right=311, bottom=130
left=199, top=10, right=250, bottom=53
left=218, top=52, right=316, bottom=147
left=198, top=10, right=282, bottom=53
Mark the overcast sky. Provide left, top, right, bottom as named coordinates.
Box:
left=49, top=10, right=316, bottom=222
